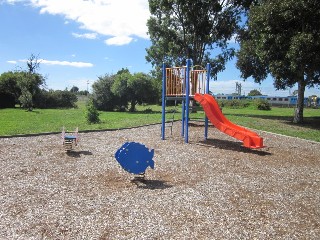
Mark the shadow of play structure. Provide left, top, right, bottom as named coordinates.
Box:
left=161, top=59, right=264, bottom=149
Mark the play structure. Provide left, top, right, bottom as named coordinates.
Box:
left=62, top=127, right=79, bottom=151
left=115, top=142, right=155, bottom=178
left=161, top=59, right=264, bottom=149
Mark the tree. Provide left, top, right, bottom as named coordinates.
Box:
left=0, top=71, right=21, bottom=108
left=18, top=87, right=33, bottom=110
left=34, top=89, right=77, bottom=109
left=111, top=68, right=131, bottom=108
left=17, top=54, right=46, bottom=110
left=236, top=0, right=320, bottom=123
left=85, top=99, right=100, bottom=124
left=91, top=74, right=123, bottom=111
left=70, top=86, right=79, bottom=93
left=17, top=71, right=45, bottom=110
left=128, top=72, right=158, bottom=111
left=112, top=69, right=158, bottom=112
left=26, top=54, right=41, bottom=74
left=308, top=94, right=318, bottom=107
left=146, top=0, right=248, bottom=76
left=248, top=89, right=262, bottom=96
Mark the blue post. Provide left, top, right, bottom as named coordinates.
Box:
left=161, top=63, right=166, bottom=140
left=181, top=99, right=185, bottom=137
left=185, top=59, right=191, bottom=143
left=204, top=63, right=210, bottom=140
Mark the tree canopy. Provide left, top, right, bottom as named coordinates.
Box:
left=91, top=74, right=120, bottom=111
left=0, top=71, right=21, bottom=108
left=112, top=69, right=158, bottom=112
left=248, top=89, right=262, bottom=96
left=92, top=70, right=158, bottom=112
left=0, top=54, right=78, bottom=109
left=236, top=0, right=320, bottom=123
left=146, top=0, right=248, bottom=76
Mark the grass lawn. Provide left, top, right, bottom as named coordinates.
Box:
left=221, top=107, right=320, bottom=142
left=0, top=99, right=319, bottom=142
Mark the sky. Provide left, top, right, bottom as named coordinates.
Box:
left=0, top=0, right=319, bottom=97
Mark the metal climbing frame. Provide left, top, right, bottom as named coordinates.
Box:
left=161, top=59, right=211, bottom=143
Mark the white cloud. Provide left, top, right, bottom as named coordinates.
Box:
left=29, top=0, right=150, bottom=45
left=18, top=58, right=93, bottom=68
left=105, top=36, right=133, bottom=46
left=104, top=57, right=113, bottom=61
left=72, top=32, right=98, bottom=40
left=7, top=60, right=17, bottom=64
left=40, top=59, right=93, bottom=67
left=2, top=0, right=23, bottom=4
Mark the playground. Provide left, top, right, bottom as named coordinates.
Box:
left=0, top=123, right=319, bottom=239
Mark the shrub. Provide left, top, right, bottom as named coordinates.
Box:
left=85, top=99, right=100, bottom=124
left=0, top=92, right=16, bottom=108
left=254, top=99, right=271, bottom=110
left=34, top=90, right=78, bottom=109
left=143, top=107, right=153, bottom=113
left=19, top=88, right=33, bottom=111
left=91, top=74, right=123, bottom=111
left=218, top=99, right=249, bottom=109
left=217, top=100, right=225, bottom=107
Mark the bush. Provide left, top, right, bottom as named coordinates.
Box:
left=34, top=90, right=77, bottom=108
left=218, top=99, right=249, bottom=109
left=91, top=74, right=122, bottom=111
left=19, top=88, right=33, bottom=111
left=0, top=92, right=16, bottom=108
left=85, top=99, right=100, bottom=124
left=253, top=99, right=271, bottom=110
left=143, top=107, right=153, bottom=113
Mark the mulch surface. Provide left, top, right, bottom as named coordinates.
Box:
left=0, top=123, right=319, bottom=239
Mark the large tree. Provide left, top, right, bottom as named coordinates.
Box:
left=91, top=74, right=121, bottom=111
left=146, top=0, right=248, bottom=75
left=236, top=0, right=320, bottom=123
left=112, top=69, right=157, bottom=112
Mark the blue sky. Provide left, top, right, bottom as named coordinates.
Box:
left=1, top=0, right=319, bottom=97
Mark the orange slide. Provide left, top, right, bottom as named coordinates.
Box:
left=194, top=93, right=264, bottom=149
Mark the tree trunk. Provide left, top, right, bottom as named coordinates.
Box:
left=129, top=100, right=136, bottom=112
left=293, top=79, right=306, bottom=124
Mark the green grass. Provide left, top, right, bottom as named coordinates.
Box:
left=0, top=105, right=164, bottom=136
left=0, top=100, right=319, bottom=142
left=220, top=107, right=320, bottom=142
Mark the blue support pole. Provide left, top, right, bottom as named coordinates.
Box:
left=204, top=63, right=210, bottom=140
left=185, top=59, right=191, bottom=143
left=161, top=63, right=166, bottom=140
left=181, top=99, right=185, bottom=137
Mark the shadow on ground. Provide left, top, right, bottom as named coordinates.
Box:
left=66, top=150, right=93, bottom=158
left=198, top=138, right=271, bottom=156
left=131, top=178, right=173, bottom=190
